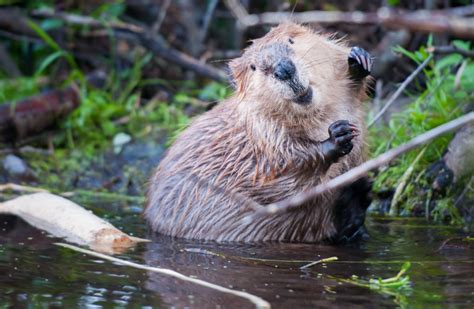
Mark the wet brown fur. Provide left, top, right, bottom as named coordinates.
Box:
left=145, top=23, right=369, bottom=242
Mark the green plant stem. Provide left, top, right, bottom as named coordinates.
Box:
left=389, top=147, right=427, bottom=216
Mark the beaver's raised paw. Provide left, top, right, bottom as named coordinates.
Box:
left=348, top=46, right=372, bottom=80
left=322, top=120, right=359, bottom=161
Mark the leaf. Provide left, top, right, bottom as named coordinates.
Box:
left=40, top=18, right=64, bottom=31
left=387, top=0, right=400, bottom=6
left=27, top=19, right=77, bottom=69
left=34, top=50, right=66, bottom=77
left=27, top=19, right=61, bottom=51
left=452, top=40, right=471, bottom=51
left=434, top=54, right=463, bottom=72
left=393, top=45, right=420, bottom=64
left=401, top=261, right=411, bottom=272
left=426, top=34, right=433, bottom=47
left=91, top=2, right=125, bottom=19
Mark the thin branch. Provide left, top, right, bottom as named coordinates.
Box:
left=427, top=45, right=474, bottom=58
left=224, top=2, right=474, bottom=39
left=8, top=8, right=228, bottom=83
left=0, top=30, right=41, bottom=44
left=197, top=0, right=219, bottom=49
left=137, top=32, right=228, bottom=83
left=151, top=0, right=171, bottom=35
left=56, top=243, right=271, bottom=309
left=368, top=54, right=433, bottom=128
left=224, top=0, right=249, bottom=28
left=243, top=112, right=474, bottom=222
left=32, top=8, right=144, bottom=33
left=0, top=44, right=21, bottom=77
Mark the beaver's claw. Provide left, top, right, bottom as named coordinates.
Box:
left=321, top=120, right=359, bottom=162
left=348, top=46, right=372, bottom=80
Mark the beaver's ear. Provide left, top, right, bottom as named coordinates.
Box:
left=229, top=57, right=250, bottom=93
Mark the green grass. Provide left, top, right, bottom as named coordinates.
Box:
left=369, top=39, right=474, bottom=223
left=0, top=14, right=231, bottom=196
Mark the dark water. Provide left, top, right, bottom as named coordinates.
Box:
left=0, top=208, right=472, bottom=308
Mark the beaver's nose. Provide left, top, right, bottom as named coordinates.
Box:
left=273, top=58, right=296, bottom=81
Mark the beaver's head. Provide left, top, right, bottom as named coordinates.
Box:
left=230, top=23, right=353, bottom=116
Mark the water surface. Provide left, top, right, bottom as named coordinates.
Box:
left=0, top=209, right=472, bottom=308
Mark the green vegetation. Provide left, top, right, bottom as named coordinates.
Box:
left=343, top=262, right=412, bottom=290
left=370, top=39, right=474, bottom=224
left=339, top=262, right=413, bottom=306
left=0, top=16, right=229, bottom=197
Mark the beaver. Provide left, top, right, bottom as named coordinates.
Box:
left=145, top=22, right=373, bottom=243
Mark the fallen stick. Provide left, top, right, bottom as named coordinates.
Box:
left=30, top=9, right=228, bottom=83
left=427, top=45, right=474, bottom=59
left=244, top=112, right=474, bottom=221
left=55, top=243, right=271, bottom=309
left=0, top=193, right=148, bottom=254
left=225, top=0, right=474, bottom=39
left=0, top=84, right=80, bottom=142
left=368, top=54, right=433, bottom=128
left=0, top=71, right=105, bottom=142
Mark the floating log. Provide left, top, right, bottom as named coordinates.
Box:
left=0, top=192, right=148, bottom=254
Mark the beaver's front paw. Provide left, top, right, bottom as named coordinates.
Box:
left=348, top=46, right=372, bottom=80
left=322, top=120, right=359, bottom=162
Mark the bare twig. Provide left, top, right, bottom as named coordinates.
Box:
left=32, top=8, right=144, bottom=33
left=197, top=0, right=219, bottom=51
left=224, top=2, right=474, bottom=39
left=137, top=32, right=228, bottom=83
left=3, top=8, right=228, bottom=83
left=224, top=0, right=249, bottom=28
left=368, top=54, right=433, bottom=128
left=56, top=243, right=271, bottom=309
left=151, top=0, right=171, bottom=35
left=0, top=29, right=42, bottom=44
left=0, top=44, right=21, bottom=77
left=244, top=112, right=474, bottom=221
left=427, top=45, right=474, bottom=58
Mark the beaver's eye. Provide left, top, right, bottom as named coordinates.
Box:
left=288, top=38, right=294, bottom=44
left=250, top=64, right=256, bottom=71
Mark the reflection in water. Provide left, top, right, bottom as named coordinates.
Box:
left=0, top=214, right=473, bottom=308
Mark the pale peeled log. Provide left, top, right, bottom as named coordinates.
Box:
left=0, top=192, right=148, bottom=253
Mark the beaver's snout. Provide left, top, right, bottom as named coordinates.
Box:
left=273, top=58, right=296, bottom=81
left=273, top=57, right=313, bottom=105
